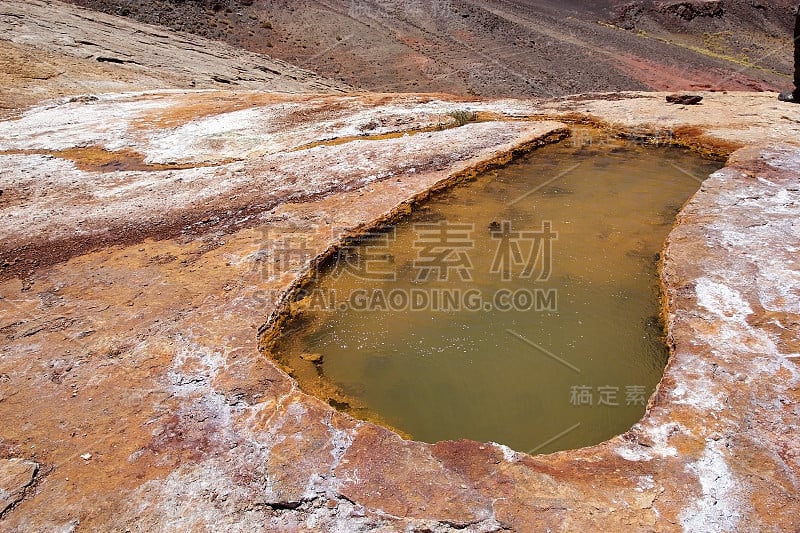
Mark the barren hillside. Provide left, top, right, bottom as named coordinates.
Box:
left=63, top=0, right=796, bottom=96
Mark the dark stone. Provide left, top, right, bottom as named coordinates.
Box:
left=666, top=94, right=703, bottom=105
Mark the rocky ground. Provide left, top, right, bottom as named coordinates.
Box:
left=0, top=0, right=348, bottom=118
left=1, top=1, right=800, bottom=532
left=2, top=85, right=800, bottom=531
left=61, top=0, right=795, bottom=97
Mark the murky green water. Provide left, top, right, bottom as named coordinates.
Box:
left=271, top=132, right=722, bottom=454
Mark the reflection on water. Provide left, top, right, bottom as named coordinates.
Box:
left=270, top=132, right=722, bottom=454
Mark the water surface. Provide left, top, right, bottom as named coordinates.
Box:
left=271, top=133, right=722, bottom=453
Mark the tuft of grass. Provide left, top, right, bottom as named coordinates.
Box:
left=448, top=109, right=477, bottom=126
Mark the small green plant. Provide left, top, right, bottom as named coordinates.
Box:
left=448, top=109, right=478, bottom=126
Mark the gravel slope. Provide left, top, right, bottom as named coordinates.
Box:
left=62, top=0, right=795, bottom=96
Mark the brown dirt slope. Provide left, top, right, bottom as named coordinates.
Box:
left=63, top=0, right=794, bottom=96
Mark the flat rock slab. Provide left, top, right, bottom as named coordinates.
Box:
left=0, top=459, right=38, bottom=516
left=0, top=90, right=798, bottom=531
left=0, top=0, right=348, bottom=117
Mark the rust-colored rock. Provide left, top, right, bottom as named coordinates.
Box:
left=1, top=3, right=800, bottom=531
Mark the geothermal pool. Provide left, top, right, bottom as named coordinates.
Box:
left=270, top=132, right=722, bottom=453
